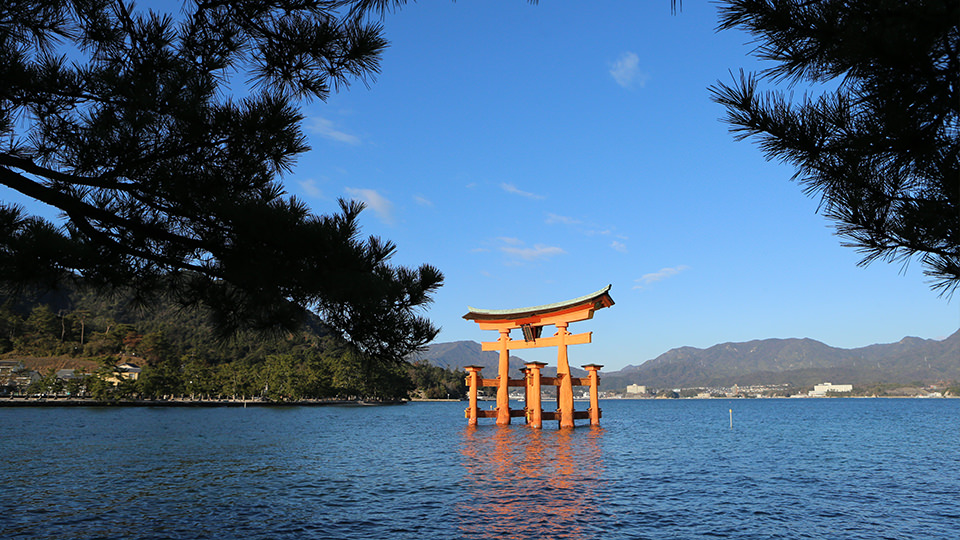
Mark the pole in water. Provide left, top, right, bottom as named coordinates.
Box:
left=729, top=408, right=733, bottom=429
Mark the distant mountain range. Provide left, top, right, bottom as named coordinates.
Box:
left=413, top=330, right=960, bottom=389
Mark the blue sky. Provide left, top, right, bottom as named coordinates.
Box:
left=7, top=1, right=958, bottom=370
left=291, top=1, right=957, bottom=369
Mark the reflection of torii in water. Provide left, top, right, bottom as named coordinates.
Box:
left=462, top=285, right=614, bottom=428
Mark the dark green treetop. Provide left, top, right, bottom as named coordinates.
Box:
left=711, top=0, right=959, bottom=296
left=0, top=0, right=442, bottom=363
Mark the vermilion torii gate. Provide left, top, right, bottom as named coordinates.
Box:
left=462, top=285, right=614, bottom=428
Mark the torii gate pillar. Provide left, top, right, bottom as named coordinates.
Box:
left=584, top=364, right=603, bottom=426
left=556, top=322, right=575, bottom=428
left=496, top=329, right=511, bottom=425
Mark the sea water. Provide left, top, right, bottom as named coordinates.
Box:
left=1, top=399, right=957, bottom=539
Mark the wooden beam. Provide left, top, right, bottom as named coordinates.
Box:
left=541, top=410, right=595, bottom=421
left=473, top=408, right=525, bottom=419
left=478, top=378, right=525, bottom=388
left=473, top=304, right=598, bottom=331
left=532, top=377, right=594, bottom=386
left=480, top=331, right=592, bottom=351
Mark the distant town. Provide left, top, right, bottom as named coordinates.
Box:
left=491, top=380, right=953, bottom=401
left=606, top=381, right=951, bottom=399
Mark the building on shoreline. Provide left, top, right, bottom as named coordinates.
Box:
left=809, top=382, right=853, bottom=397
left=1, top=360, right=40, bottom=396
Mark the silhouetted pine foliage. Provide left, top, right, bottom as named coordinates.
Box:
left=711, top=0, right=959, bottom=295
left=0, top=0, right=442, bottom=367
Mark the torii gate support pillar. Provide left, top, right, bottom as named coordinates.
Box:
left=524, top=362, right=546, bottom=429
left=464, top=365, right=483, bottom=426
left=496, top=329, right=511, bottom=425
left=584, top=364, right=603, bottom=426
left=556, top=322, right=576, bottom=428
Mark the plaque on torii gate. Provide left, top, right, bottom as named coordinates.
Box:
left=462, top=285, right=614, bottom=428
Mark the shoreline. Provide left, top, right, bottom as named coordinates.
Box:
left=1, top=396, right=952, bottom=407
left=0, top=397, right=408, bottom=407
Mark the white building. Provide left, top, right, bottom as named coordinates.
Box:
left=809, top=382, right=853, bottom=396
left=626, top=384, right=646, bottom=395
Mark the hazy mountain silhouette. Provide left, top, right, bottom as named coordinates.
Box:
left=417, top=330, right=959, bottom=389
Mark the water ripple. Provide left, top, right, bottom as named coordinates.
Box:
left=1, top=399, right=958, bottom=539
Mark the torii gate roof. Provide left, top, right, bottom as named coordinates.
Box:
left=463, top=285, right=614, bottom=323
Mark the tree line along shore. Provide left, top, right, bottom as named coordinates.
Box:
left=1, top=285, right=466, bottom=402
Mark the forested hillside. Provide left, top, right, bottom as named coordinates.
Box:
left=0, top=285, right=464, bottom=401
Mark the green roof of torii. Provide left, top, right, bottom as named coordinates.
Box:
left=463, top=285, right=614, bottom=321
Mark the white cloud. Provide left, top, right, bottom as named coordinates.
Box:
left=633, top=265, right=690, bottom=289
left=482, top=237, right=565, bottom=264
left=502, top=244, right=565, bottom=261
left=611, top=240, right=628, bottom=253
left=414, top=195, right=433, bottom=207
left=307, top=116, right=361, bottom=145
left=501, top=182, right=545, bottom=200
left=546, top=213, right=581, bottom=225
left=298, top=179, right=323, bottom=198
left=610, top=52, right=649, bottom=89
left=345, top=187, right=394, bottom=225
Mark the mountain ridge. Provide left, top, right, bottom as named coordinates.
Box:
left=415, top=330, right=960, bottom=389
